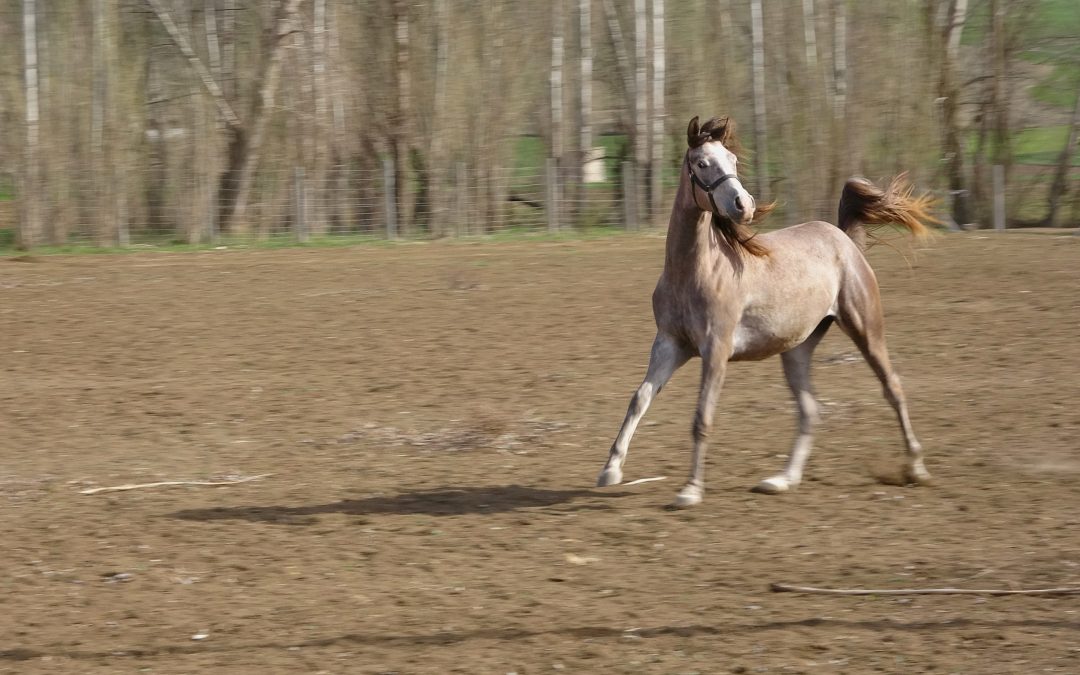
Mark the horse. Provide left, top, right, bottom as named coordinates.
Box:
left=596, top=115, right=936, bottom=507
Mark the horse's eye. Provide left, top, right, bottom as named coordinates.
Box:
left=697, top=160, right=708, bottom=169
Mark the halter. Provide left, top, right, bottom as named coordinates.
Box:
left=687, top=160, right=738, bottom=217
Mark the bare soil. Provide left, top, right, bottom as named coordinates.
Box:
left=2, top=231, right=1079, bottom=674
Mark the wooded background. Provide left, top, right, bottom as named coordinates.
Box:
left=1, top=0, right=1078, bottom=248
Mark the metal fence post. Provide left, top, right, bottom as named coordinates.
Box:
left=546, top=157, right=559, bottom=233
left=622, top=160, right=636, bottom=231
left=293, top=166, right=308, bottom=242
left=993, top=164, right=1005, bottom=232
left=383, top=157, right=397, bottom=239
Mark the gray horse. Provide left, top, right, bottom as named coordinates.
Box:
left=597, top=116, right=936, bottom=507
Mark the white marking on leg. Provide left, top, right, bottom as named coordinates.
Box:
left=757, top=326, right=827, bottom=494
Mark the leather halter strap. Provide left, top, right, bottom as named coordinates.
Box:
left=687, top=160, right=738, bottom=216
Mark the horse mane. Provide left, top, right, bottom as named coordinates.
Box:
left=686, top=116, right=775, bottom=258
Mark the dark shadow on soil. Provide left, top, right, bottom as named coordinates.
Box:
left=170, top=484, right=633, bottom=524
left=5, top=616, right=1078, bottom=662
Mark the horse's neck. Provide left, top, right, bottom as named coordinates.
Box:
left=664, top=178, right=735, bottom=282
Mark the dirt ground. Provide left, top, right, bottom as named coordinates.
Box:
left=2, top=230, right=1079, bottom=674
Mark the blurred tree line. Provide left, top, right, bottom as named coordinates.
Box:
left=1, top=0, right=1078, bottom=248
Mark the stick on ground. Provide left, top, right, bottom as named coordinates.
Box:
left=770, top=583, right=1080, bottom=597
left=79, top=474, right=273, bottom=495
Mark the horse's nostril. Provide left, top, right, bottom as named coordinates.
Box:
left=734, top=196, right=745, bottom=213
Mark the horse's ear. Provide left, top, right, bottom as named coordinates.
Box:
left=686, top=116, right=701, bottom=147
left=711, top=116, right=736, bottom=146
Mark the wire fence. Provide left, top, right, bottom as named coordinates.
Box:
left=2, top=157, right=1078, bottom=249
left=1, top=156, right=680, bottom=248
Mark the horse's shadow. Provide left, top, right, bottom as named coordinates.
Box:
left=170, top=484, right=632, bottom=525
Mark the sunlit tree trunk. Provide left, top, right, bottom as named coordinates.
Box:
left=19, top=0, right=41, bottom=249
left=649, top=0, right=664, bottom=224
left=430, top=0, right=449, bottom=236
left=749, top=0, right=768, bottom=200
left=801, top=0, right=828, bottom=219
left=390, top=0, right=412, bottom=234
left=310, top=0, right=329, bottom=236
left=933, top=0, right=970, bottom=226
left=577, top=0, right=592, bottom=227
left=634, top=0, right=648, bottom=221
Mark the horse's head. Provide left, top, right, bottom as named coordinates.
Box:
left=685, top=116, right=756, bottom=226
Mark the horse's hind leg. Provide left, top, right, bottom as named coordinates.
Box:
left=597, top=332, right=691, bottom=487
left=837, top=296, right=931, bottom=486
left=756, top=319, right=832, bottom=494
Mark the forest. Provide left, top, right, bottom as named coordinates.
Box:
left=1, top=0, right=1078, bottom=248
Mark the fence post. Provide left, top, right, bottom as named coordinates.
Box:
left=622, top=160, right=636, bottom=231
left=293, top=166, right=308, bottom=242
left=383, top=157, right=397, bottom=239
left=206, top=180, right=218, bottom=244
left=455, top=161, right=466, bottom=237
left=992, top=164, right=1005, bottom=232
left=546, top=157, right=559, bottom=233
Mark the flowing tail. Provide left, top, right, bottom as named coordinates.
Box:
left=837, top=174, right=938, bottom=250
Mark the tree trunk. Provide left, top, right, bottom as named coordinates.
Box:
left=550, top=0, right=565, bottom=229
left=634, top=0, right=648, bottom=222
left=750, top=0, right=768, bottom=200
left=935, top=0, right=970, bottom=226
left=231, top=0, right=307, bottom=233
left=579, top=0, right=593, bottom=227
left=144, top=0, right=241, bottom=130
left=649, top=0, right=665, bottom=224
left=1044, top=85, right=1080, bottom=227
left=391, top=0, right=412, bottom=234
left=327, top=0, right=349, bottom=232
left=19, top=0, right=41, bottom=249
left=990, top=0, right=1011, bottom=215
left=801, top=0, right=828, bottom=219
left=430, top=0, right=449, bottom=236
left=601, top=0, right=635, bottom=118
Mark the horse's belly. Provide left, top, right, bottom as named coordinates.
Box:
left=729, top=313, right=827, bottom=361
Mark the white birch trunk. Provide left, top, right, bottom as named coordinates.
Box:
left=650, top=0, right=664, bottom=223
left=20, top=0, right=40, bottom=249
left=750, top=0, right=768, bottom=200
left=551, top=0, right=565, bottom=163
left=579, top=0, right=592, bottom=193
left=431, top=0, right=449, bottom=235
left=634, top=0, right=647, bottom=218
left=144, top=0, right=241, bottom=131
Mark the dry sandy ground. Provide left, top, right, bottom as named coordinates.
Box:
left=1, top=230, right=1078, bottom=674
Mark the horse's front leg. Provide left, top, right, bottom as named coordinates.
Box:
left=597, top=332, right=691, bottom=487
left=673, top=340, right=730, bottom=508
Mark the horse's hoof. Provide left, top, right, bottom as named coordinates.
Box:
left=752, top=476, right=793, bottom=494
left=905, top=464, right=933, bottom=486
left=671, top=485, right=702, bottom=508
left=596, top=467, right=623, bottom=487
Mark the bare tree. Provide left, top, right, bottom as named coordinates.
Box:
left=1044, top=85, right=1080, bottom=227
left=231, top=0, right=308, bottom=233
